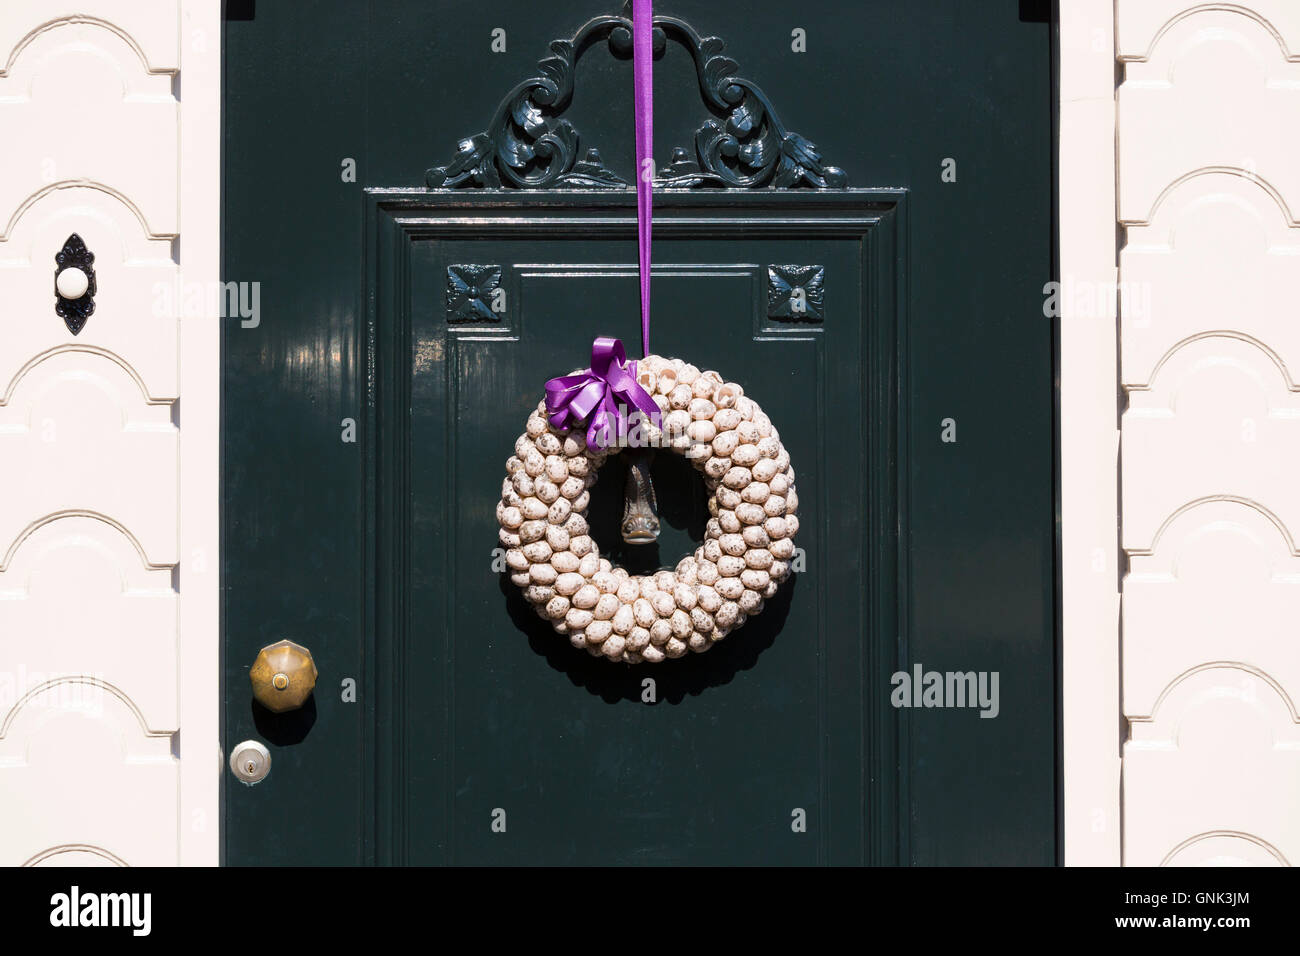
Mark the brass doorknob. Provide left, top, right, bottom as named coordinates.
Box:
left=250, top=639, right=317, bottom=713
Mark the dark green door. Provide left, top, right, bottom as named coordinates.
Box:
left=222, top=0, right=1057, bottom=865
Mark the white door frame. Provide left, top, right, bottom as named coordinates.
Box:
left=0, top=0, right=220, bottom=866
left=176, top=0, right=222, bottom=867
left=1061, top=0, right=1300, bottom=867
left=1058, top=0, right=1122, bottom=866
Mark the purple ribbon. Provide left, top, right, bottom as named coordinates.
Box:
left=545, top=337, right=662, bottom=449
left=634, top=0, right=653, bottom=356
left=542, top=11, right=657, bottom=449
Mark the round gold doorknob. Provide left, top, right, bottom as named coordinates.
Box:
left=249, top=639, right=317, bottom=713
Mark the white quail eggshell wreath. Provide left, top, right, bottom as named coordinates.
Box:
left=497, top=355, right=800, bottom=663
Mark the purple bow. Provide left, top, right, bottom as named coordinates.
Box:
left=545, top=337, right=662, bottom=449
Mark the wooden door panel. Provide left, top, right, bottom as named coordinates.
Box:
left=375, top=191, right=902, bottom=863
left=223, top=0, right=1056, bottom=865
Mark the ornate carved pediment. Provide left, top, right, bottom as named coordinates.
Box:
left=426, top=8, right=846, bottom=190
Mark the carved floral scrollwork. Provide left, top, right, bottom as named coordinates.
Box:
left=426, top=10, right=845, bottom=190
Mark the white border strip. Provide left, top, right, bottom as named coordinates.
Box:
left=1059, top=0, right=1121, bottom=866
left=177, top=0, right=220, bottom=866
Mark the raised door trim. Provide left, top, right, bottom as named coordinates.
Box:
left=362, top=187, right=908, bottom=864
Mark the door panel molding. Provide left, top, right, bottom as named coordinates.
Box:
left=363, top=188, right=908, bottom=864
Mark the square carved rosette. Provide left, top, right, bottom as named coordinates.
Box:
left=766, top=264, right=825, bottom=323
left=446, top=264, right=504, bottom=324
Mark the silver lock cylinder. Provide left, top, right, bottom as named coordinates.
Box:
left=229, top=740, right=271, bottom=785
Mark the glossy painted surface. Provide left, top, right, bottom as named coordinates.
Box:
left=369, top=189, right=902, bottom=863
left=223, top=0, right=1056, bottom=864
